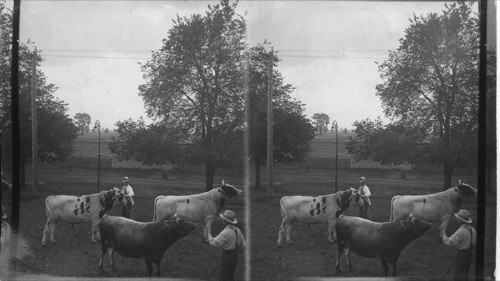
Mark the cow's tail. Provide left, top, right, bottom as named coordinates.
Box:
left=389, top=195, right=399, bottom=222
left=279, top=197, right=287, bottom=221
left=45, top=196, right=53, bottom=220
left=152, top=196, right=161, bottom=222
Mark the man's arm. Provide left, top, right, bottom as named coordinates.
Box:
left=442, top=229, right=463, bottom=246
left=208, top=228, right=229, bottom=247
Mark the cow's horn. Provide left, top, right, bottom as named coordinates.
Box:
left=458, top=179, right=462, bottom=186
left=222, top=180, right=226, bottom=186
left=173, top=213, right=178, bottom=218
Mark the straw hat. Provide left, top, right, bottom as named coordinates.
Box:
left=359, top=177, right=366, bottom=183
left=455, top=209, right=473, bottom=224
left=219, top=210, right=238, bottom=224
left=122, top=176, right=130, bottom=183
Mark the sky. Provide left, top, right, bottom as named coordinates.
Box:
left=8, top=0, right=488, bottom=130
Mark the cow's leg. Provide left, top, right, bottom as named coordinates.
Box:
left=335, top=239, right=344, bottom=272
left=392, top=261, right=398, bottom=276
left=277, top=218, right=287, bottom=246
left=49, top=219, right=57, bottom=244
left=99, top=240, right=108, bottom=271
left=440, top=215, right=451, bottom=237
left=328, top=220, right=337, bottom=243
left=380, top=257, right=389, bottom=277
left=284, top=220, right=293, bottom=245
left=41, top=217, right=51, bottom=246
left=154, top=258, right=162, bottom=277
left=108, top=247, right=115, bottom=270
left=91, top=221, right=101, bottom=242
left=203, top=217, right=214, bottom=242
left=144, top=258, right=153, bottom=277
left=345, top=247, right=352, bottom=270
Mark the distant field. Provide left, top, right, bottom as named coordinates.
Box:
left=72, top=132, right=115, bottom=158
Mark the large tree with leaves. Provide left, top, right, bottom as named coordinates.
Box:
left=110, top=0, right=246, bottom=191
left=74, top=112, right=91, bottom=134
left=348, top=2, right=481, bottom=189
left=0, top=1, right=79, bottom=186
left=247, top=44, right=315, bottom=188
left=311, top=113, right=330, bottom=135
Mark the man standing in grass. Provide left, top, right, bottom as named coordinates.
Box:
left=121, top=176, right=135, bottom=218
left=358, top=176, right=371, bottom=219
left=442, top=209, right=477, bottom=281
left=208, top=210, right=246, bottom=281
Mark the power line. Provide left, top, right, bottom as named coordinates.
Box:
left=43, top=54, right=149, bottom=60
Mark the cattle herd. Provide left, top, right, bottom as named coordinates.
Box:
left=277, top=180, right=477, bottom=277
left=1, top=177, right=475, bottom=278
left=40, top=180, right=243, bottom=277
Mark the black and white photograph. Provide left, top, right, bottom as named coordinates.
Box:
left=0, top=0, right=496, bottom=280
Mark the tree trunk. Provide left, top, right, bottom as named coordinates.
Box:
left=19, top=157, right=26, bottom=189
left=443, top=162, right=454, bottom=190
left=205, top=162, right=216, bottom=192
left=254, top=161, right=261, bottom=189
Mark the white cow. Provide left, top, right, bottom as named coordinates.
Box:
left=153, top=180, right=243, bottom=241
left=389, top=180, right=477, bottom=237
left=277, top=188, right=360, bottom=246
left=42, top=187, right=122, bottom=245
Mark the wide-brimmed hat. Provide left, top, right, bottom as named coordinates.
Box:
left=122, top=176, right=130, bottom=183
left=359, top=177, right=366, bottom=183
left=219, top=210, right=238, bottom=224
left=455, top=209, right=473, bottom=224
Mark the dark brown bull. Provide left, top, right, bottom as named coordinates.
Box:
left=99, top=214, right=197, bottom=277
left=335, top=215, right=432, bottom=276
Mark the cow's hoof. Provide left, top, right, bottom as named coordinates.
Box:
left=277, top=243, right=282, bottom=248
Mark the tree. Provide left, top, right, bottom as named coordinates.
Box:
left=111, top=0, right=246, bottom=191
left=74, top=112, right=91, bottom=134
left=348, top=3, right=480, bottom=189
left=0, top=1, right=79, bottom=186
left=312, top=113, right=330, bottom=135
left=247, top=44, right=315, bottom=188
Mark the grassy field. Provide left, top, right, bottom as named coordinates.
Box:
left=249, top=176, right=495, bottom=280
left=3, top=175, right=246, bottom=280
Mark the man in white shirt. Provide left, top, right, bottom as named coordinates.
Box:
left=208, top=210, right=246, bottom=281
left=358, top=177, right=371, bottom=219
left=442, top=209, right=477, bottom=281
left=121, top=176, right=135, bottom=218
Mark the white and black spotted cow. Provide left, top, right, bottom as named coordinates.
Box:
left=42, top=187, right=122, bottom=245
left=153, top=180, right=243, bottom=241
left=277, top=188, right=360, bottom=246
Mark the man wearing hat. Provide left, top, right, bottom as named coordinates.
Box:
left=208, top=210, right=247, bottom=281
left=358, top=176, right=371, bottom=219
left=121, top=176, right=135, bottom=218
left=442, top=209, right=477, bottom=281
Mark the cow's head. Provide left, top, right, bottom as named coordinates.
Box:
left=219, top=180, right=243, bottom=199
left=164, top=216, right=198, bottom=238
left=100, top=187, right=122, bottom=211
left=456, top=180, right=477, bottom=198
left=400, top=216, right=433, bottom=237
left=335, top=189, right=360, bottom=217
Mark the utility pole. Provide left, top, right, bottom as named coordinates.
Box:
left=266, top=50, right=273, bottom=196
left=332, top=120, right=338, bottom=193
left=31, top=48, right=38, bottom=196
left=94, top=120, right=101, bottom=192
